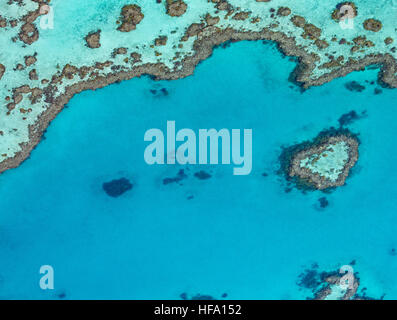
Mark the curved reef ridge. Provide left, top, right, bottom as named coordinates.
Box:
left=280, top=129, right=359, bottom=190
left=0, top=0, right=396, bottom=173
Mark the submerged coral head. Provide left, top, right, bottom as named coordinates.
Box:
left=102, top=178, right=133, bottom=198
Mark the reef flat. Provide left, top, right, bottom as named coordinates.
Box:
left=280, top=129, right=359, bottom=190
left=0, top=0, right=396, bottom=173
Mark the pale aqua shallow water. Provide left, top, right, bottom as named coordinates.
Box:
left=0, top=41, right=397, bottom=299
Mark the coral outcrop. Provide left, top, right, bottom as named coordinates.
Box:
left=280, top=129, right=359, bottom=190
left=85, top=30, right=101, bottom=49
left=117, top=4, right=144, bottom=32
left=166, top=0, right=187, bottom=17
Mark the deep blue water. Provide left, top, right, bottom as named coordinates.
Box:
left=1, top=41, right=397, bottom=299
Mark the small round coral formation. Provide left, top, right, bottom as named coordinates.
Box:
left=277, top=7, right=291, bottom=17
left=85, top=30, right=101, bottom=49
left=155, top=36, right=168, bottom=46
left=363, top=18, right=383, bottom=32
left=117, top=4, right=144, bottom=32
left=166, top=0, right=187, bottom=17
left=291, top=15, right=306, bottom=28
left=280, top=129, right=359, bottom=190
left=25, top=55, right=37, bottom=67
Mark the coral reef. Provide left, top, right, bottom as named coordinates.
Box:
left=313, top=269, right=359, bottom=300
left=363, top=18, right=382, bottom=32
left=1, top=0, right=397, bottom=175
left=297, top=263, right=380, bottom=300
left=155, top=36, right=168, bottom=46
left=85, top=30, right=101, bottom=49
left=280, top=129, right=359, bottom=190
left=166, top=0, right=187, bottom=17
left=18, top=22, right=39, bottom=45
left=25, top=55, right=37, bottom=67
left=277, top=7, right=291, bottom=17
left=117, top=4, right=144, bottom=32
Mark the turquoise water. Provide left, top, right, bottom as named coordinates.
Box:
left=1, top=40, right=396, bottom=299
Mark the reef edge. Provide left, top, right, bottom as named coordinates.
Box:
left=0, top=28, right=395, bottom=174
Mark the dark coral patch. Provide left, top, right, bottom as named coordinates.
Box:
left=297, top=265, right=322, bottom=290
left=374, top=88, right=382, bottom=95
left=191, top=294, right=216, bottom=300
left=56, top=291, right=67, bottom=299
left=338, top=110, right=366, bottom=127
left=102, top=178, right=133, bottom=197
left=194, top=170, right=212, bottom=180
left=318, top=197, right=329, bottom=209
left=339, top=110, right=359, bottom=126
left=345, top=81, right=365, bottom=92
left=163, top=169, right=187, bottom=185
left=150, top=87, right=169, bottom=97
left=180, top=292, right=228, bottom=300
left=180, top=292, right=188, bottom=300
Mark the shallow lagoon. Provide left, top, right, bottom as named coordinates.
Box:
left=0, top=41, right=396, bottom=299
